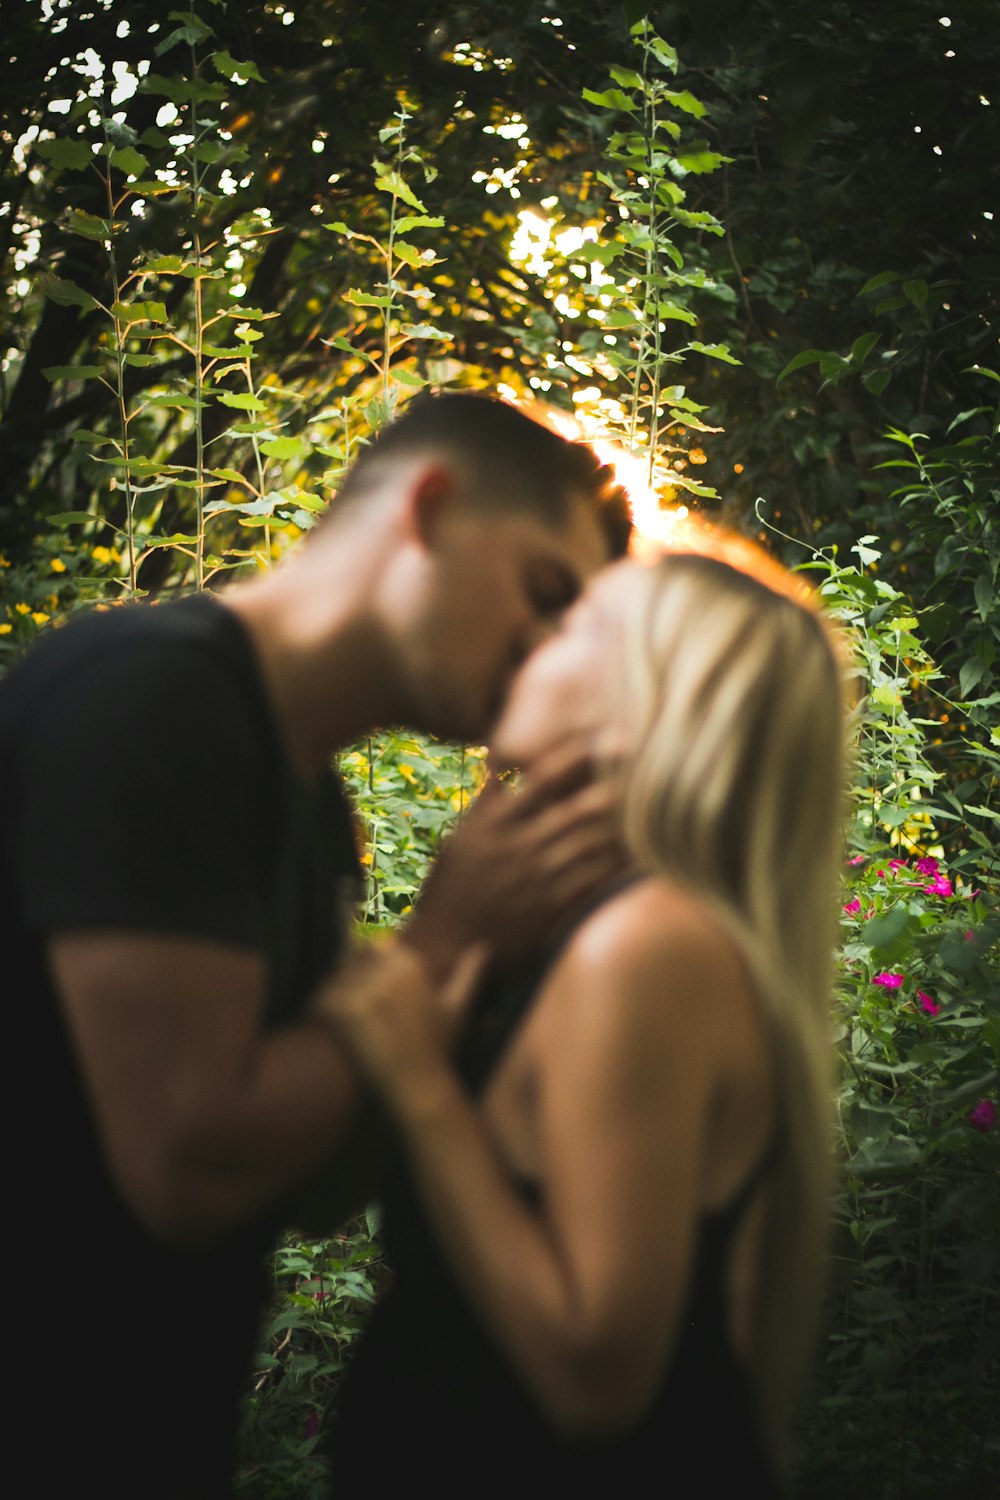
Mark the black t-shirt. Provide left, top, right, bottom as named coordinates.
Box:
left=1, top=595, right=359, bottom=1497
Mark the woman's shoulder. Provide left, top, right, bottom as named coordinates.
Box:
left=561, top=874, right=748, bottom=995
left=528, top=875, right=769, bottom=1148
left=529, top=875, right=756, bottom=1059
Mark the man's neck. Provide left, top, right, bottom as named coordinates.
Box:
left=223, top=544, right=404, bottom=782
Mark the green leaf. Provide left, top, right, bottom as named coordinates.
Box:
left=141, top=255, right=198, bottom=276
left=204, top=494, right=279, bottom=518
left=212, top=50, right=264, bottom=83
left=973, top=575, right=993, bottom=621
left=215, top=391, right=267, bottom=411
left=964, top=363, right=1000, bottom=385
left=674, top=148, right=726, bottom=174
left=394, top=215, right=444, bottom=235
left=155, top=22, right=207, bottom=55
left=42, top=364, right=102, bottom=382
left=343, top=289, right=394, bottom=309
left=208, top=467, right=252, bottom=485
left=967, top=803, right=1000, bottom=827
left=373, top=170, right=426, bottom=212
left=687, top=340, right=740, bottom=364
left=111, top=299, right=168, bottom=324
left=656, top=302, right=698, bottom=325
left=902, top=278, right=929, bottom=311
left=851, top=332, right=879, bottom=365
left=143, top=392, right=200, bottom=409
left=663, top=89, right=707, bottom=119
left=392, top=369, right=428, bottom=388
left=643, top=34, right=679, bottom=71
left=959, top=655, right=986, bottom=698
left=582, top=87, right=638, bottom=112
left=670, top=207, right=724, bottom=234
left=403, top=323, right=450, bottom=341
left=853, top=534, right=882, bottom=567
left=48, top=511, right=98, bottom=527
left=35, top=137, right=93, bottom=171
left=110, top=145, right=149, bottom=177
left=863, top=370, right=891, bottom=396
left=37, top=274, right=98, bottom=313
left=392, top=241, right=428, bottom=269
left=259, top=435, right=311, bottom=460
left=66, top=209, right=113, bottom=241
left=858, top=270, right=901, bottom=295
left=144, top=73, right=227, bottom=105
left=324, top=220, right=353, bottom=236
left=69, top=429, right=118, bottom=448
left=126, top=179, right=180, bottom=198
left=776, top=348, right=826, bottom=384
left=608, top=65, right=645, bottom=90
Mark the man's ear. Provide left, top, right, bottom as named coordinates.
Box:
left=405, top=462, right=460, bottom=550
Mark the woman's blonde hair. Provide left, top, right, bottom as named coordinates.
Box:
left=615, top=528, right=849, bottom=1455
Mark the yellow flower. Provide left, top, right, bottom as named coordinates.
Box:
left=0, top=623, right=12, bottom=635
left=14, top=602, right=30, bottom=615
left=50, top=557, right=67, bottom=573
left=31, top=611, right=50, bottom=626
left=91, top=545, right=119, bottom=566
left=0, top=554, right=10, bottom=568
left=398, top=763, right=417, bottom=785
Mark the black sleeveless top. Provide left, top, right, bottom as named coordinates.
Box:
left=331, top=895, right=785, bottom=1497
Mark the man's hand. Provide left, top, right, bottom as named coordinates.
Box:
left=404, top=739, right=628, bottom=983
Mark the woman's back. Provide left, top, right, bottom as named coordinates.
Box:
left=332, top=877, right=784, bottom=1495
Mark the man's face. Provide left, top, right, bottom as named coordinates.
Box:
left=406, top=499, right=611, bottom=743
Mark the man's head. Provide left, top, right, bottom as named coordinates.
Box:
left=332, top=394, right=632, bottom=741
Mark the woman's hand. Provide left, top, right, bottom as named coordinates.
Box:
left=311, top=942, right=473, bottom=1113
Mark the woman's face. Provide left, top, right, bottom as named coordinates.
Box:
left=489, top=560, right=633, bottom=771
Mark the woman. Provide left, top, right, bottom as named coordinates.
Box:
left=321, top=533, right=849, bottom=1494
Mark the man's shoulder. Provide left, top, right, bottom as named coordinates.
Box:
left=7, top=593, right=240, bottom=684
left=2, top=594, right=263, bottom=739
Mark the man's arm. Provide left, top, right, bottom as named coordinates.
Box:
left=48, top=931, right=389, bottom=1249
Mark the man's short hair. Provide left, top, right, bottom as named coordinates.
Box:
left=334, top=392, right=632, bottom=558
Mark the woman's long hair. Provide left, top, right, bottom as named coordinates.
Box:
left=614, top=535, right=849, bottom=1455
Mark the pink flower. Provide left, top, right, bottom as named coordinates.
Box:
left=877, top=868, right=886, bottom=878
left=848, top=854, right=867, bottom=866
left=304, top=1411, right=320, bottom=1439
left=873, top=972, right=904, bottom=989
left=968, top=1099, right=997, bottom=1134
left=964, top=929, right=976, bottom=943
left=965, top=889, right=981, bottom=901
left=843, top=897, right=861, bottom=915
left=915, top=856, right=939, bottom=876
left=888, top=859, right=908, bottom=871
left=923, top=876, right=953, bottom=897
left=917, top=991, right=941, bottom=1017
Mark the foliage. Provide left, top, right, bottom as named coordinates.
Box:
left=795, top=540, right=1000, bottom=1497
left=2, top=3, right=998, bottom=1495
left=237, top=1221, right=384, bottom=1500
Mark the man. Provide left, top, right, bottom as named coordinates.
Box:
left=2, top=393, right=630, bottom=1497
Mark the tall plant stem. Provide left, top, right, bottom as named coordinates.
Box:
left=381, top=106, right=410, bottom=402
left=189, top=4, right=206, bottom=590
left=101, top=122, right=136, bottom=594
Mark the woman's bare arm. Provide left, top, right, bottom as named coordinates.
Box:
left=326, top=880, right=753, bottom=1437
